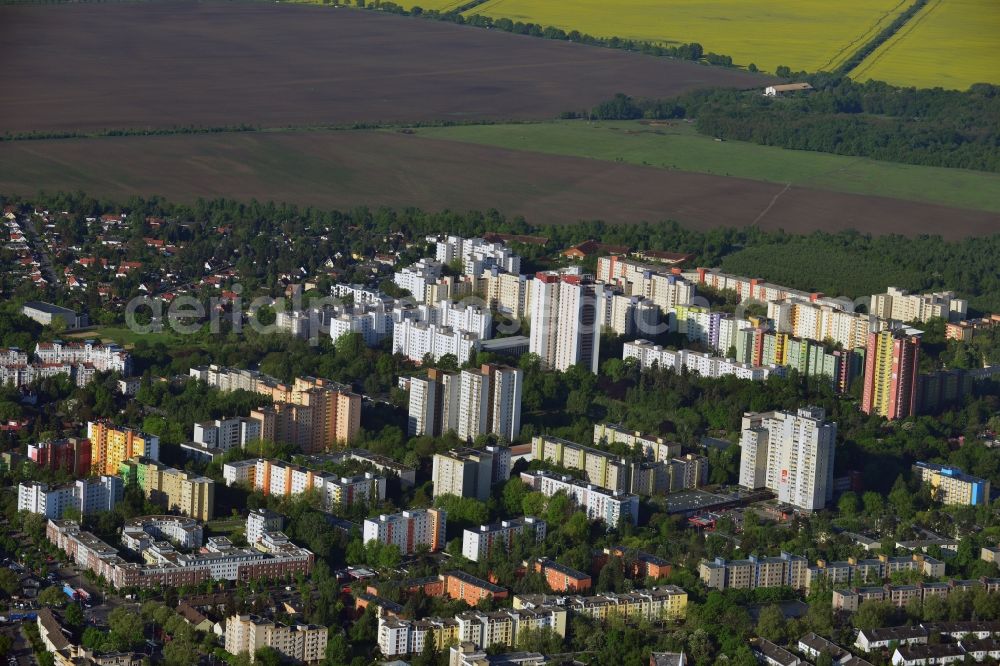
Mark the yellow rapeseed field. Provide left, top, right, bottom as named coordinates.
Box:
left=851, top=0, right=1000, bottom=90
left=460, top=0, right=911, bottom=73
left=409, top=0, right=474, bottom=10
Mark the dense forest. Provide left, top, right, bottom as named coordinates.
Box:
left=587, top=78, right=1000, bottom=172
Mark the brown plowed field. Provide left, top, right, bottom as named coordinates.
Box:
left=0, top=1, right=771, bottom=134
left=2, top=130, right=996, bottom=237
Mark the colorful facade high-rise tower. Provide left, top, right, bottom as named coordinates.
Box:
left=529, top=272, right=602, bottom=374
left=861, top=329, right=921, bottom=420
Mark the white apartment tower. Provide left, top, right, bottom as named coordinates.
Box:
left=432, top=447, right=497, bottom=500
left=487, top=364, right=523, bottom=442
left=362, top=508, right=447, bottom=554
left=407, top=371, right=441, bottom=438
left=738, top=407, right=837, bottom=511
left=529, top=272, right=602, bottom=374
left=193, top=417, right=262, bottom=451
left=407, top=365, right=521, bottom=442
left=457, top=368, right=491, bottom=442
left=870, top=287, right=968, bottom=324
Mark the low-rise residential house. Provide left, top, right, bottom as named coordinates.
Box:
left=890, top=644, right=964, bottom=666
left=798, top=632, right=851, bottom=664
left=752, top=638, right=801, bottom=666
left=855, top=627, right=928, bottom=653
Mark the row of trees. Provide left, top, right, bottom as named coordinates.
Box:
left=588, top=77, right=1000, bottom=172
left=341, top=0, right=725, bottom=65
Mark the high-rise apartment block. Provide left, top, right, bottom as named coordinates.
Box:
left=189, top=364, right=293, bottom=398
left=33, top=340, right=132, bottom=375
left=193, top=417, right=261, bottom=451
left=432, top=236, right=521, bottom=277
left=87, top=422, right=160, bottom=475
left=738, top=407, right=836, bottom=511
left=664, top=304, right=751, bottom=355
left=432, top=446, right=510, bottom=500
left=48, top=517, right=313, bottom=590
left=248, top=377, right=361, bottom=452
left=871, top=287, right=967, bottom=324
left=246, top=509, right=284, bottom=546
left=119, top=456, right=215, bottom=521
left=461, top=517, right=547, bottom=562
left=624, top=340, right=780, bottom=382
left=377, top=606, right=567, bottom=657
left=18, top=476, right=123, bottom=519
left=945, top=314, right=1000, bottom=343
left=699, top=552, right=809, bottom=591
left=861, top=328, right=921, bottom=420
left=592, top=424, right=681, bottom=462
left=481, top=269, right=532, bottom=320
left=596, top=255, right=697, bottom=311
left=328, top=304, right=393, bottom=347
left=514, top=586, right=688, bottom=622
left=391, top=300, right=491, bottom=365
left=188, top=370, right=361, bottom=448
left=768, top=298, right=883, bottom=351
left=519, top=470, right=639, bottom=527
left=231, top=458, right=386, bottom=509
left=601, top=292, right=661, bottom=337
left=732, top=329, right=864, bottom=392
left=689, top=267, right=832, bottom=307
left=532, top=435, right=633, bottom=494
left=424, top=274, right=479, bottom=306
left=394, top=259, right=442, bottom=301
left=534, top=435, right=706, bottom=496
left=407, top=365, right=522, bottom=442
left=395, top=300, right=492, bottom=339
left=391, top=319, right=482, bottom=365
left=225, top=614, right=328, bottom=663
left=407, top=369, right=446, bottom=438
left=362, top=508, right=447, bottom=554
left=912, top=462, right=989, bottom=506
left=331, top=283, right=393, bottom=308
left=529, top=272, right=602, bottom=374
left=274, top=308, right=332, bottom=341
left=27, top=438, right=92, bottom=477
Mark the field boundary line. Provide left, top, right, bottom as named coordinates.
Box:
left=850, top=0, right=940, bottom=80
left=0, top=119, right=549, bottom=143
left=817, top=0, right=908, bottom=72
left=838, top=0, right=931, bottom=77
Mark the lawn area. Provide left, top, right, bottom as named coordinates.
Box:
left=462, top=0, right=910, bottom=73
left=204, top=516, right=246, bottom=537
left=851, top=0, right=1000, bottom=90
left=412, top=120, right=1000, bottom=213
left=65, top=326, right=188, bottom=348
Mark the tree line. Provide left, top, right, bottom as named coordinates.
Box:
left=587, top=78, right=1000, bottom=172
left=339, top=0, right=728, bottom=65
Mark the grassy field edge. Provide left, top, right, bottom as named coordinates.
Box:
left=410, top=120, right=1000, bottom=213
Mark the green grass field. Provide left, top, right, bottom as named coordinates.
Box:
left=412, top=121, right=1000, bottom=212
left=851, top=0, right=1000, bottom=90
left=66, top=326, right=188, bottom=348
left=462, top=0, right=909, bottom=73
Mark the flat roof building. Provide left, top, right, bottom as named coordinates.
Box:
left=22, top=301, right=88, bottom=329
